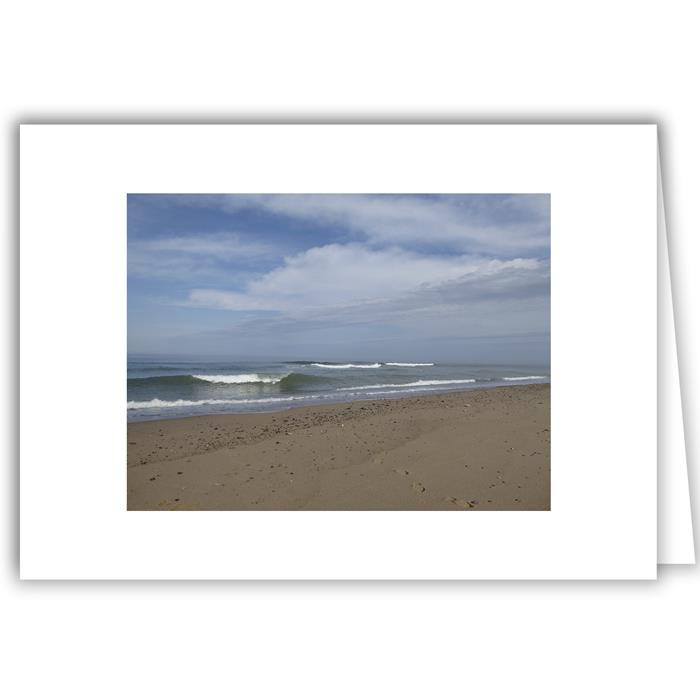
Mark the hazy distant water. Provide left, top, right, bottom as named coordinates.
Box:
left=127, top=357, right=549, bottom=422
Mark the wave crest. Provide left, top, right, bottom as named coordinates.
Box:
left=502, top=376, right=547, bottom=381
left=193, top=373, right=288, bottom=384
left=341, top=379, right=476, bottom=390
left=310, top=362, right=381, bottom=369
left=127, top=395, right=321, bottom=410
left=384, top=362, right=434, bottom=367
left=129, top=372, right=293, bottom=387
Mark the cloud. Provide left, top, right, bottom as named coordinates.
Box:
left=186, top=288, right=278, bottom=311
left=128, top=232, right=277, bottom=280
left=176, top=193, right=550, bottom=255
left=181, top=243, right=544, bottom=313
left=142, top=233, right=272, bottom=260
left=177, top=260, right=550, bottom=355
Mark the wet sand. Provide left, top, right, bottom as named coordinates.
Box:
left=127, top=384, right=550, bottom=510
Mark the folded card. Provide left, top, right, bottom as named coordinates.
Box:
left=20, top=124, right=680, bottom=579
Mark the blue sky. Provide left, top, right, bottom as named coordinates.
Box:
left=127, top=194, right=550, bottom=363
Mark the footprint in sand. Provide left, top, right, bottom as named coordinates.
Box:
left=412, top=482, right=426, bottom=493
left=446, top=497, right=475, bottom=509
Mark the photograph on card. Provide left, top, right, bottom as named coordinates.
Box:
left=127, top=194, right=550, bottom=510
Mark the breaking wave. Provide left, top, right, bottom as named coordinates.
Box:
left=340, top=379, right=476, bottom=390
left=502, top=376, right=547, bottom=381
left=193, top=373, right=285, bottom=384
left=127, top=395, right=322, bottom=410
left=128, top=372, right=317, bottom=388
left=384, top=362, right=434, bottom=367
left=310, top=362, right=381, bottom=369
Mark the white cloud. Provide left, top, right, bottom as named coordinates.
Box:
left=182, top=255, right=550, bottom=354
left=182, top=193, right=550, bottom=254
left=183, top=243, right=545, bottom=315
left=186, top=288, right=276, bottom=311
left=141, top=233, right=272, bottom=260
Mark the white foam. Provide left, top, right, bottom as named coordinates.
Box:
left=127, top=395, right=321, bottom=410
left=340, top=379, right=476, bottom=390
left=363, top=388, right=438, bottom=395
left=501, top=376, right=547, bottom=381
left=353, top=386, right=470, bottom=396
left=310, top=363, right=381, bottom=369
left=193, top=373, right=287, bottom=384
left=384, top=362, right=434, bottom=367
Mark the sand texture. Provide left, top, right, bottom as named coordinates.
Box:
left=127, top=384, right=550, bottom=510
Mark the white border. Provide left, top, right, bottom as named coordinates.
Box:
left=20, top=125, right=657, bottom=579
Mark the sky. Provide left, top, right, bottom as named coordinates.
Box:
left=127, top=194, right=550, bottom=364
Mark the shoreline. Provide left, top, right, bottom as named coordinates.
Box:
left=128, top=383, right=550, bottom=511
left=127, top=378, right=550, bottom=423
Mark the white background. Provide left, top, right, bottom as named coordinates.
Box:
left=20, top=124, right=657, bottom=580
left=3, top=1, right=698, bottom=698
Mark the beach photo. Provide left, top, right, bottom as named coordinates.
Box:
left=127, top=194, right=550, bottom=510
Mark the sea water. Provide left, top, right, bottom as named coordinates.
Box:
left=127, top=356, right=549, bottom=422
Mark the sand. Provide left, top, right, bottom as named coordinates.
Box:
left=127, top=383, right=550, bottom=510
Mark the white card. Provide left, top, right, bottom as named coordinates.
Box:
left=20, top=125, right=661, bottom=579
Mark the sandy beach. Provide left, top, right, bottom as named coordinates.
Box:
left=127, top=383, right=550, bottom=510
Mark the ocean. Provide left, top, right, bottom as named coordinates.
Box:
left=127, top=357, right=550, bottom=422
